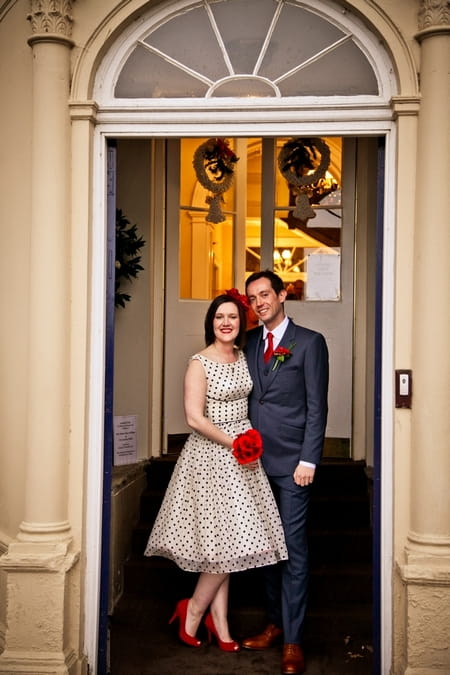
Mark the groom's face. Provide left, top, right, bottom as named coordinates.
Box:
left=246, top=277, right=287, bottom=330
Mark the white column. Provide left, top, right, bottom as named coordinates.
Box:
left=399, top=3, right=450, bottom=673
left=409, top=5, right=450, bottom=561
left=19, top=35, right=73, bottom=540
left=0, top=3, right=81, bottom=673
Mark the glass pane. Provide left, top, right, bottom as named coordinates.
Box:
left=144, top=7, right=229, bottom=82
left=274, top=137, right=342, bottom=300
left=178, top=136, right=342, bottom=302
left=179, top=138, right=235, bottom=299
left=278, top=42, right=378, bottom=96
left=213, top=77, right=276, bottom=97
left=212, top=0, right=278, bottom=74
left=259, top=5, right=345, bottom=81
left=115, top=45, right=208, bottom=98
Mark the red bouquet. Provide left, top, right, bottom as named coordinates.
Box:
left=232, top=429, right=263, bottom=464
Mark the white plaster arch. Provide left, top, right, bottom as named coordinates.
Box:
left=71, top=0, right=418, bottom=106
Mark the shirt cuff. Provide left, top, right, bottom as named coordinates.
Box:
left=299, top=460, right=316, bottom=468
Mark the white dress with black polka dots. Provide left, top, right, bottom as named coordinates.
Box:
left=144, top=352, right=288, bottom=573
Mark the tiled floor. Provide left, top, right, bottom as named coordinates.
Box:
left=109, top=589, right=374, bottom=674
left=110, top=457, right=374, bottom=674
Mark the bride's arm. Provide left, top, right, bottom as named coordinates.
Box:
left=183, top=359, right=234, bottom=449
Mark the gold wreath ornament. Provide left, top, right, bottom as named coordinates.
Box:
left=193, top=138, right=239, bottom=223
left=278, top=138, right=331, bottom=221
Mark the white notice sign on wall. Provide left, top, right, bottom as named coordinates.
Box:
left=113, top=415, right=138, bottom=465
left=305, top=250, right=341, bottom=301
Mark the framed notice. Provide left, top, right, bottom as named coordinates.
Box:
left=305, top=250, right=341, bottom=301
left=113, top=415, right=138, bottom=465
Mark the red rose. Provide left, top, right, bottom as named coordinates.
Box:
left=272, top=342, right=296, bottom=370
left=232, top=429, right=263, bottom=464
left=273, top=347, right=290, bottom=357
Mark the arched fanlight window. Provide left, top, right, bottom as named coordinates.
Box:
left=114, top=0, right=379, bottom=99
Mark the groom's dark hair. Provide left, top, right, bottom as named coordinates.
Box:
left=245, top=269, right=285, bottom=295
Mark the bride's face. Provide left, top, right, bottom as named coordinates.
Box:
left=213, top=302, right=240, bottom=344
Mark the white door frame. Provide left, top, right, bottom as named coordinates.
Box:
left=84, top=120, right=395, bottom=675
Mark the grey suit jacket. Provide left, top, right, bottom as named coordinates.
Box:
left=245, top=318, right=329, bottom=476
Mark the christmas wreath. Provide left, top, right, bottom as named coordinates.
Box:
left=115, top=209, right=146, bottom=308
left=278, top=138, right=330, bottom=221
left=193, top=138, right=239, bottom=223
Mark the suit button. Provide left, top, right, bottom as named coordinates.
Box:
left=259, top=399, right=264, bottom=404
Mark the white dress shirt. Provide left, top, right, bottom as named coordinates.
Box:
left=262, top=315, right=289, bottom=351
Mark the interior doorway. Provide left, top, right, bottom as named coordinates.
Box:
left=110, top=134, right=379, bottom=464
left=163, top=136, right=366, bottom=461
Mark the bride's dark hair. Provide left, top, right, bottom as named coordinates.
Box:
left=204, top=294, right=247, bottom=348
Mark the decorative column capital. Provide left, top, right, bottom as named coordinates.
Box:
left=417, top=0, right=450, bottom=41
left=27, top=0, right=75, bottom=47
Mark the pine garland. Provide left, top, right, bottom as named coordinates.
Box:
left=115, top=209, right=146, bottom=308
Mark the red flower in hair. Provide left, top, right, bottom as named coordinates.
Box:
left=225, top=287, right=250, bottom=311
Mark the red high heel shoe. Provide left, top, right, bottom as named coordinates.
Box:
left=168, top=598, right=201, bottom=647
left=204, top=612, right=240, bottom=652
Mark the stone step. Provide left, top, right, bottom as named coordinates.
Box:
left=123, top=554, right=372, bottom=606
left=308, top=528, right=372, bottom=565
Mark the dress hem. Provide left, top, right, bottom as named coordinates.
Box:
left=145, top=549, right=288, bottom=575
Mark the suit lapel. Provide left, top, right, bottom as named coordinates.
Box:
left=248, top=320, right=298, bottom=396
left=248, top=327, right=264, bottom=392
left=278, top=320, right=297, bottom=351
left=259, top=319, right=296, bottom=395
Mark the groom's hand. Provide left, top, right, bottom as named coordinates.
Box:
left=293, top=465, right=315, bottom=487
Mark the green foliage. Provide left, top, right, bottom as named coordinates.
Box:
left=115, top=209, right=146, bottom=308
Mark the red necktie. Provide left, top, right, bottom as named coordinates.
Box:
left=264, top=332, right=274, bottom=363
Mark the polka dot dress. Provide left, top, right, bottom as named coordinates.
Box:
left=144, top=351, right=288, bottom=573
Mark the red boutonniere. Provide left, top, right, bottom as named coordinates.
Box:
left=272, top=342, right=296, bottom=370
left=232, top=429, right=263, bottom=465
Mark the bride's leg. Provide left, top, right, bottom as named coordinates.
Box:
left=186, top=572, right=229, bottom=636
left=208, top=574, right=234, bottom=642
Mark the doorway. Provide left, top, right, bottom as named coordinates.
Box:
left=100, top=134, right=384, bottom=674
left=84, top=0, right=399, bottom=670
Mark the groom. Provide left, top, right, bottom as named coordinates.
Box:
left=243, top=270, right=329, bottom=675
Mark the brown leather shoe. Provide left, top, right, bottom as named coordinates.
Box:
left=281, top=643, right=305, bottom=674
left=241, top=623, right=283, bottom=650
